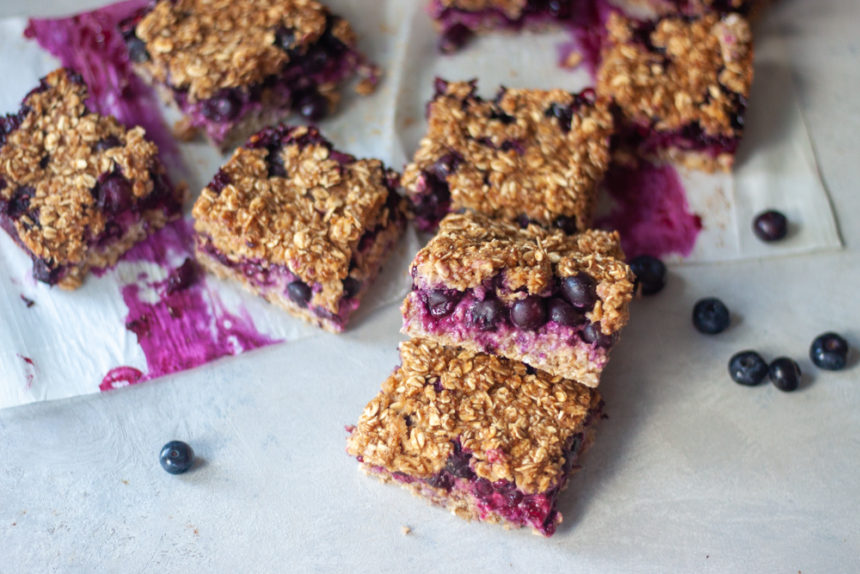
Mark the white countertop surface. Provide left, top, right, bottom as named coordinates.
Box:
left=1, top=0, right=858, bottom=572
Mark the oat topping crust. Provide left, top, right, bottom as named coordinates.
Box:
left=346, top=339, right=601, bottom=495
left=437, top=0, right=528, bottom=19
left=597, top=12, right=754, bottom=137
left=192, top=126, right=402, bottom=314
left=403, top=80, right=613, bottom=230
left=134, top=0, right=354, bottom=102
left=0, top=69, right=163, bottom=268
left=411, top=211, right=633, bottom=333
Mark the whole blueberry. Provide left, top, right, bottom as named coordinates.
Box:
left=553, top=215, right=578, bottom=234
left=342, top=277, right=361, bottom=299
left=93, top=135, right=122, bottom=152
left=582, top=322, right=613, bottom=348
left=159, top=440, right=193, bottom=475
left=629, top=255, right=666, bottom=296
left=439, top=23, right=473, bottom=54
left=126, top=35, right=150, bottom=63
left=753, top=210, right=788, bottom=242
left=692, top=297, right=730, bottom=335
left=96, top=174, right=133, bottom=214
left=810, top=332, right=849, bottom=371
left=728, top=350, right=769, bottom=386
left=202, top=90, right=242, bottom=122
left=297, top=91, right=329, bottom=122
left=470, top=298, right=505, bottom=331
left=547, top=297, right=585, bottom=327
left=425, top=289, right=462, bottom=318
left=769, top=357, right=802, bottom=392
left=510, top=296, right=547, bottom=330
left=560, top=273, right=598, bottom=310
left=288, top=280, right=312, bottom=308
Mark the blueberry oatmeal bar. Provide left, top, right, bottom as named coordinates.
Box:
left=402, top=80, right=613, bottom=234
left=648, top=0, right=768, bottom=17
left=192, top=124, right=407, bottom=333
left=430, top=0, right=598, bottom=53
left=597, top=12, right=754, bottom=172
left=0, top=69, right=184, bottom=290
left=401, top=212, right=633, bottom=387
left=347, top=339, right=602, bottom=536
left=122, top=0, right=377, bottom=151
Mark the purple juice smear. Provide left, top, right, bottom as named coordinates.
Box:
left=100, top=219, right=281, bottom=392
left=597, top=163, right=703, bottom=259
left=24, top=1, right=178, bottom=168
left=17, top=355, right=36, bottom=388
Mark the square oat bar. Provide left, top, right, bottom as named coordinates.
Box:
left=403, top=80, right=613, bottom=234
left=597, top=12, right=754, bottom=172
left=0, top=69, right=184, bottom=289
left=400, top=211, right=634, bottom=387
left=122, top=0, right=375, bottom=151
left=346, top=338, right=603, bottom=537
left=192, top=124, right=407, bottom=333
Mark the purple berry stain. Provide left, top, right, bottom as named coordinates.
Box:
left=597, top=163, right=702, bottom=260
left=100, top=219, right=280, bottom=390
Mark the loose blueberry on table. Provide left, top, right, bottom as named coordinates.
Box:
left=728, top=350, right=769, bottom=386
left=692, top=297, right=731, bottom=335
left=769, top=357, right=802, bottom=392
left=753, top=210, right=789, bottom=242
left=810, top=332, right=849, bottom=371
left=159, top=440, right=194, bottom=475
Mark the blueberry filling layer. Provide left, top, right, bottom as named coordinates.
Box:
left=122, top=14, right=363, bottom=143
left=198, top=238, right=361, bottom=329
left=431, top=0, right=596, bottom=52
left=613, top=118, right=743, bottom=160
left=407, top=272, right=616, bottom=358
left=379, top=429, right=591, bottom=536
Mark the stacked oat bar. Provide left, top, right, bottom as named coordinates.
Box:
left=347, top=79, right=635, bottom=536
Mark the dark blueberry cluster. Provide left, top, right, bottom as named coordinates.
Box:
left=422, top=271, right=613, bottom=348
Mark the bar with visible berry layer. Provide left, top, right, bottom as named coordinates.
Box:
left=0, top=69, right=184, bottom=290
left=346, top=338, right=603, bottom=537
left=597, top=12, right=754, bottom=172
left=403, top=80, right=613, bottom=234
left=121, top=0, right=377, bottom=151
left=429, top=0, right=600, bottom=53
left=401, top=211, right=634, bottom=387
left=651, top=0, right=769, bottom=17
left=192, top=124, right=408, bottom=333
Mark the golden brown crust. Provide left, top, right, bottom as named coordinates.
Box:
left=402, top=81, right=613, bottom=231
left=192, top=126, right=404, bottom=315
left=597, top=12, right=754, bottom=139
left=408, top=211, right=634, bottom=334
left=134, top=0, right=352, bottom=102
left=0, top=69, right=171, bottom=283
left=346, top=339, right=601, bottom=495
